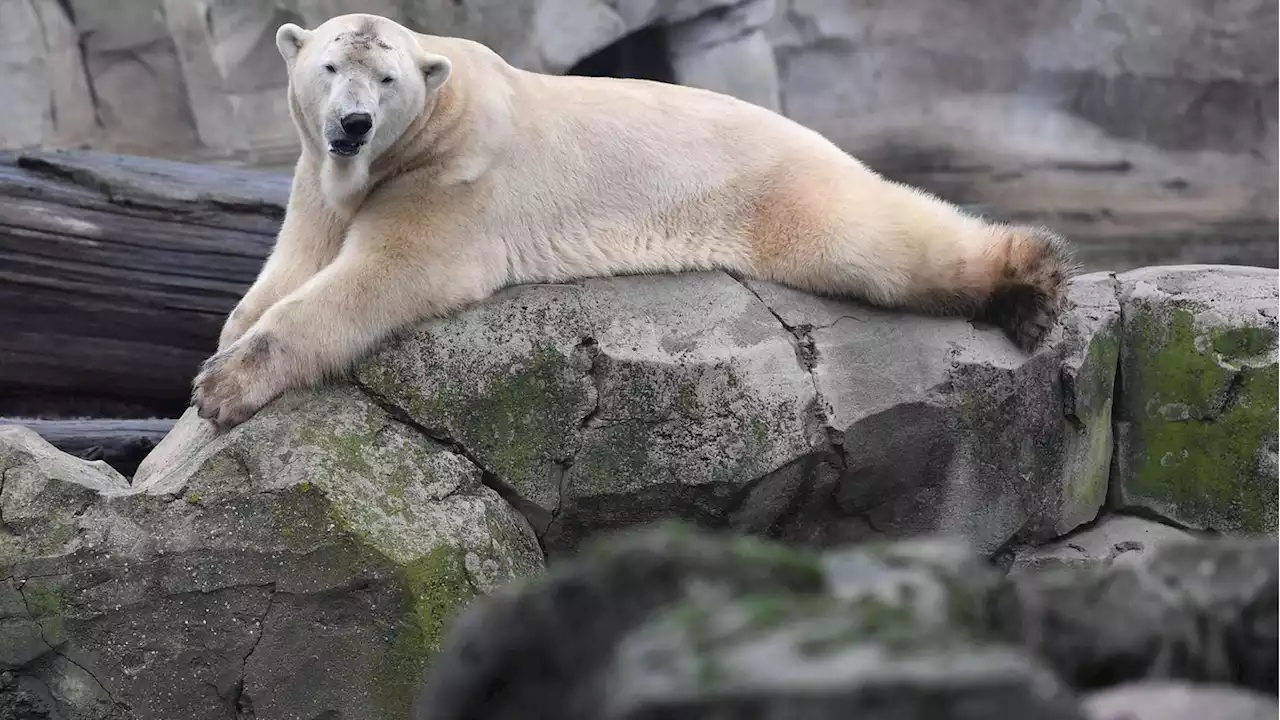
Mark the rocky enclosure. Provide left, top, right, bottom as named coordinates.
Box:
left=2, top=261, right=1276, bottom=718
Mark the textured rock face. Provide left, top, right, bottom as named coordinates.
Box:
left=138, top=265, right=1277, bottom=555
left=352, top=273, right=820, bottom=552
left=1111, top=265, right=1278, bottom=534
left=739, top=271, right=1119, bottom=551
left=136, top=270, right=1119, bottom=556
left=1, top=398, right=543, bottom=719
left=766, top=0, right=1278, bottom=271
left=0, top=0, right=97, bottom=151
left=412, top=522, right=1277, bottom=720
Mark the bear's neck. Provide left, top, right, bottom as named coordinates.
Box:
left=373, top=75, right=487, bottom=185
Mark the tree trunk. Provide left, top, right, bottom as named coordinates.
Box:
left=0, top=149, right=289, bottom=418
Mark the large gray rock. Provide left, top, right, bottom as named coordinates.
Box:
left=995, top=535, right=1278, bottom=692
left=1, top=391, right=543, bottom=720
left=68, top=0, right=200, bottom=156
left=0, top=0, right=98, bottom=151
left=413, top=524, right=1088, bottom=720
left=738, top=270, right=1120, bottom=552
left=413, top=522, right=1278, bottom=720
left=351, top=272, right=821, bottom=552
left=138, top=271, right=1119, bottom=555
left=1111, top=265, right=1278, bottom=534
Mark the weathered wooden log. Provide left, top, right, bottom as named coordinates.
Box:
left=0, top=149, right=287, bottom=418
left=0, top=418, right=176, bottom=477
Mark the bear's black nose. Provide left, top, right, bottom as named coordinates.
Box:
left=340, top=113, right=373, bottom=137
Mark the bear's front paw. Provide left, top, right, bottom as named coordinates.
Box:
left=191, top=334, right=280, bottom=430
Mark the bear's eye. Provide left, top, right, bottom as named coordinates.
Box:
left=323, top=64, right=336, bottom=74
left=381, top=76, right=395, bottom=85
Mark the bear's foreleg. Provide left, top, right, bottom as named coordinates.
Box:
left=193, top=235, right=500, bottom=429
left=218, top=177, right=349, bottom=350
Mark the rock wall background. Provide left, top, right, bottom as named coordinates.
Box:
left=1, top=0, right=1276, bottom=270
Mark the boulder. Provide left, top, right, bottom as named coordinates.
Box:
left=0, top=394, right=543, bottom=720
left=413, top=523, right=1087, bottom=720
left=1082, top=681, right=1280, bottom=720
left=738, top=270, right=1120, bottom=552
left=995, top=535, right=1278, bottom=692
left=413, top=521, right=1278, bottom=720
left=1111, top=265, right=1278, bottom=534
left=140, top=270, right=1120, bottom=556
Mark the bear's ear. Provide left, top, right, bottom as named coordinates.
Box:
left=276, top=23, right=312, bottom=66
left=421, top=54, right=452, bottom=93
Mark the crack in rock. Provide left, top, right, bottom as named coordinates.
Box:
left=17, top=580, right=130, bottom=715
left=1213, top=370, right=1247, bottom=419
left=0, top=465, right=11, bottom=535
left=228, top=584, right=276, bottom=719
left=728, top=275, right=841, bottom=453
left=574, top=335, right=603, bottom=430
left=546, top=335, right=606, bottom=526
left=352, top=375, right=552, bottom=546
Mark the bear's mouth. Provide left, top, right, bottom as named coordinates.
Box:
left=328, top=138, right=364, bottom=157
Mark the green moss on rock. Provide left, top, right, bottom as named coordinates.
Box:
left=1120, top=302, right=1279, bottom=532
left=362, top=343, right=590, bottom=510
left=380, top=544, right=476, bottom=716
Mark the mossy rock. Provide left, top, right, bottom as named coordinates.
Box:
left=354, top=273, right=818, bottom=553
left=414, top=522, right=1096, bottom=720
left=1114, top=265, right=1279, bottom=534
left=7, top=386, right=544, bottom=720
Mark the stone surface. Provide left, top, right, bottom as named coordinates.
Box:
left=413, top=522, right=1278, bottom=720
left=70, top=0, right=200, bottom=156
left=1008, top=514, right=1199, bottom=574
left=0, top=0, right=97, bottom=151
left=1082, top=681, right=1280, bottom=720
left=738, top=270, right=1120, bottom=553
left=1, top=391, right=543, bottom=719
left=1111, top=265, right=1278, bottom=534
left=125, top=270, right=1121, bottom=556
left=352, top=272, right=821, bottom=553
left=132, top=264, right=1269, bottom=559
left=604, top=615, right=1085, bottom=720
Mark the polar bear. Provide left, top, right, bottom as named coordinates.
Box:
left=193, top=12, right=1074, bottom=429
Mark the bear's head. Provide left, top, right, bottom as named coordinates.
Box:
left=275, top=14, right=452, bottom=163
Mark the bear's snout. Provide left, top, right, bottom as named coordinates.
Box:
left=340, top=113, right=373, bottom=138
